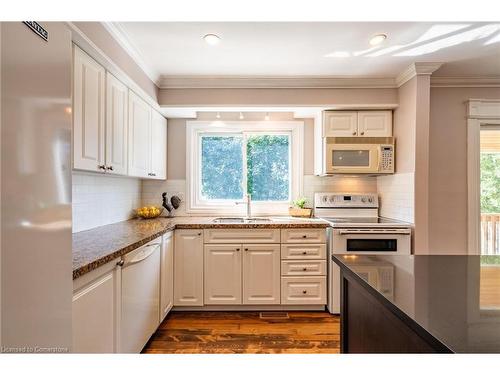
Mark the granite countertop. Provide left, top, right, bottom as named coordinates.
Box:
left=332, top=254, right=500, bottom=353
left=73, top=216, right=329, bottom=280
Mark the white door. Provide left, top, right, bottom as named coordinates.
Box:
left=73, top=45, right=105, bottom=172
left=323, top=111, right=358, bottom=137
left=160, top=231, right=174, bottom=321
left=150, top=110, right=167, bottom=179
left=105, top=73, right=128, bottom=175
left=128, top=90, right=151, bottom=178
left=174, top=230, right=204, bottom=306
left=204, top=244, right=242, bottom=305
left=242, top=244, right=280, bottom=305
left=72, top=267, right=119, bottom=353
left=357, top=111, right=393, bottom=137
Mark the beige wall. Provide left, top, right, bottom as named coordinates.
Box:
left=428, top=86, right=500, bottom=254
left=159, top=87, right=397, bottom=106
left=73, top=22, right=158, bottom=101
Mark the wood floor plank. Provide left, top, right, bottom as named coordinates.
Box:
left=142, top=311, right=340, bottom=354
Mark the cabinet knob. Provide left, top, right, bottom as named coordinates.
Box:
left=116, top=260, right=124, bottom=267
left=106, top=166, right=114, bottom=171
left=303, top=268, right=307, bottom=271
left=360, top=131, right=365, bottom=135
left=302, top=251, right=307, bottom=255
left=236, top=248, right=240, bottom=251
left=197, top=232, right=202, bottom=236
left=302, top=235, right=307, bottom=238
left=245, top=248, right=248, bottom=251
left=352, top=132, right=357, bottom=136
left=302, top=290, right=307, bottom=294
left=98, top=164, right=106, bottom=170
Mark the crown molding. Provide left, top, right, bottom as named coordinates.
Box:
left=158, top=75, right=398, bottom=89
left=101, top=22, right=161, bottom=86
left=431, top=76, right=500, bottom=88
left=396, top=62, right=443, bottom=87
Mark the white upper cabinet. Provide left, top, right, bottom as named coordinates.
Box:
left=128, top=90, right=152, bottom=178
left=357, top=111, right=393, bottom=137
left=105, top=73, right=128, bottom=175
left=73, top=45, right=106, bottom=172
left=323, top=110, right=392, bottom=137
left=323, top=111, right=358, bottom=137
left=150, top=110, right=167, bottom=180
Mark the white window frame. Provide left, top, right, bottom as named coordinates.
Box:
left=186, top=121, right=304, bottom=215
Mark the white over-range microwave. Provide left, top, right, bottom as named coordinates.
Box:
left=324, top=137, right=395, bottom=174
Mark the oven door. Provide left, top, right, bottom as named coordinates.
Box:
left=332, top=228, right=411, bottom=255
left=326, top=143, right=380, bottom=174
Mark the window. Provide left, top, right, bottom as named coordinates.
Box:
left=187, top=121, right=304, bottom=214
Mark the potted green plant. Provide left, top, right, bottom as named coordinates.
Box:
left=289, top=197, right=312, bottom=218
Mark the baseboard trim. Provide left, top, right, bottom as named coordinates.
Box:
left=172, top=305, right=326, bottom=312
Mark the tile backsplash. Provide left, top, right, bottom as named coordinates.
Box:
left=72, top=172, right=142, bottom=232
left=377, top=172, right=414, bottom=223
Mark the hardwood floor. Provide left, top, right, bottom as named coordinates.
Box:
left=142, top=311, right=340, bottom=354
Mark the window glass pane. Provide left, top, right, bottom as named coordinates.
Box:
left=247, top=135, right=290, bottom=201
left=201, top=136, right=243, bottom=200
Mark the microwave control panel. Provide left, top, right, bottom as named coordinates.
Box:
left=380, top=145, right=394, bottom=173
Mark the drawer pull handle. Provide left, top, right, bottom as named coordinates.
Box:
left=302, top=290, right=307, bottom=294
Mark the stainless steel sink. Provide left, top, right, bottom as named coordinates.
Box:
left=213, top=217, right=272, bottom=223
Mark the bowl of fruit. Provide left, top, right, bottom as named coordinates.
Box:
left=135, top=206, right=163, bottom=219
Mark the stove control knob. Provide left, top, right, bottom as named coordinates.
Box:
left=361, top=197, right=367, bottom=203
left=329, top=196, right=335, bottom=203
left=368, top=197, right=373, bottom=203
left=322, top=196, right=328, bottom=203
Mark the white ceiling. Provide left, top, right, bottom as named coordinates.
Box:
left=109, top=22, right=500, bottom=83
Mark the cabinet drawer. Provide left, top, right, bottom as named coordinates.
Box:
left=281, top=229, right=326, bottom=243
left=204, top=229, right=280, bottom=244
left=281, top=276, right=326, bottom=305
left=281, top=244, right=326, bottom=260
left=281, top=260, right=326, bottom=276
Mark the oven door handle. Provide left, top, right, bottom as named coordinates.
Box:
left=338, top=230, right=411, bottom=235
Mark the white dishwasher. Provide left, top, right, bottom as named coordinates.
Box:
left=120, top=239, right=161, bottom=353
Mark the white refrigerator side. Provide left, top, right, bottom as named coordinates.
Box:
left=1, top=22, right=72, bottom=351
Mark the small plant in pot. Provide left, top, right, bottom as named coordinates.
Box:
left=289, top=197, right=312, bottom=218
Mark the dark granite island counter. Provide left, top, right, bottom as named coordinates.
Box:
left=332, top=254, right=500, bottom=353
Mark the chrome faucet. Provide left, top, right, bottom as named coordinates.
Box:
left=235, top=194, right=252, bottom=219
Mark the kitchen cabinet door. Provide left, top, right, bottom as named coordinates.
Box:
left=204, top=244, right=242, bottom=305
left=150, top=110, right=167, bottom=180
left=357, top=111, right=392, bottom=137
left=73, top=45, right=105, bottom=172
left=323, top=111, right=358, bottom=137
left=105, top=73, right=128, bottom=175
left=160, top=231, right=174, bottom=321
left=72, top=264, right=120, bottom=353
left=242, top=244, right=280, bottom=305
left=128, top=90, right=151, bottom=178
left=174, top=229, right=204, bottom=306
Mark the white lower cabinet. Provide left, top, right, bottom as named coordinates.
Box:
left=242, top=244, right=281, bottom=305
left=281, top=276, right=327, bottom=305
left=174, top=229, right=204, bottom=306
left=72, top=261, right=121, bottom=353
left=204, top=244, right=242, bottom=305
left=160, top=231, right=174, bottom=321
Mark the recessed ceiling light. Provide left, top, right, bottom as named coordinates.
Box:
left=369, top=34, right=387, bottom=46
left=203, top=34, right=221, bottom=45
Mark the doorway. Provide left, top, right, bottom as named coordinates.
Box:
left=480, top=126, right=500, bottom=255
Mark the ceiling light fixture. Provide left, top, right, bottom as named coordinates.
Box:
left=216, top=112, right=221, bottom=119
left=369, top=34, right=387, bottom=46
left=239, top=112, right=244, bottom=120
left=203, top=33, right=221, bottom=45
left=265, top=112, right=270, bottom=121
